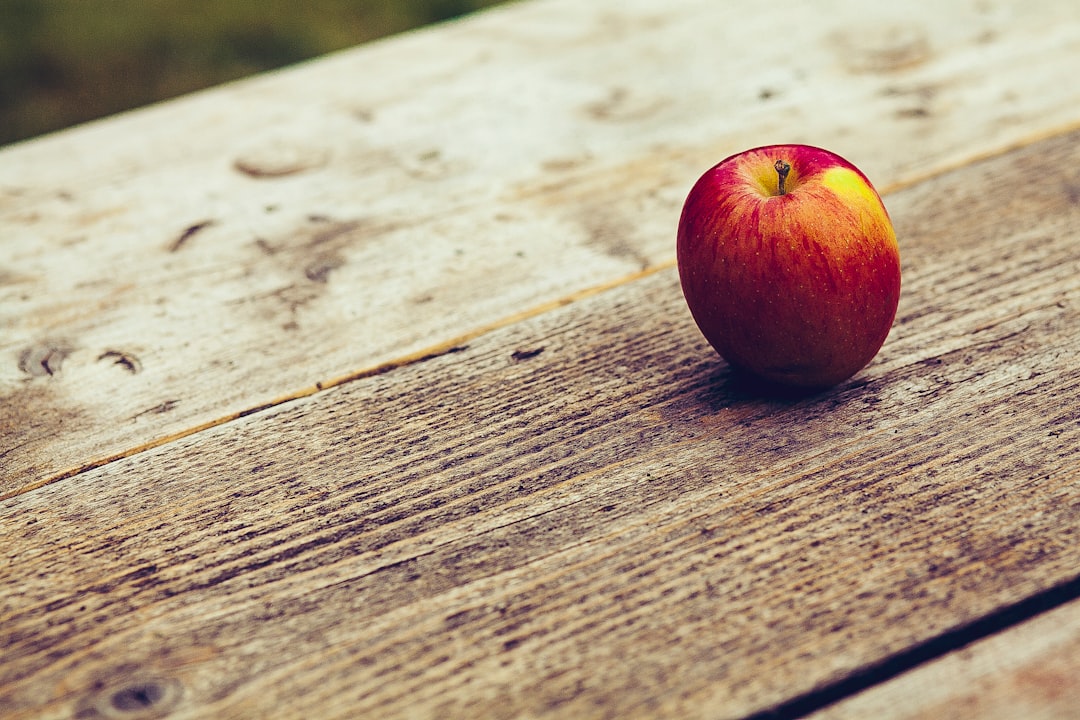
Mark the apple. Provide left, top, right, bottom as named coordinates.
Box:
left=677, top=144, right=901, bottom=389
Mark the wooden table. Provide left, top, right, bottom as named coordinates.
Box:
left=3, top=1, right=1079, bottom=717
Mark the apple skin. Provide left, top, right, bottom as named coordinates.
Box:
left=677, top=144, right=901, bottom=389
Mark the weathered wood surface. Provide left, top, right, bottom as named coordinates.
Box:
left=812, top=593, right=1080, bottom=720
left=3, top=125, right=1078, bottom=718
left=4, top=0, right=1080, bottom=494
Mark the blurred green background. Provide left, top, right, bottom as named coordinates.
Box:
left=0, top=0, right=509, bottom=147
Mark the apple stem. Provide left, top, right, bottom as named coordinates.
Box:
left=774, top=159, right=791, bottom=196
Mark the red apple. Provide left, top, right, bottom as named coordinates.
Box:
left=677, top=144, right=901, bottom=389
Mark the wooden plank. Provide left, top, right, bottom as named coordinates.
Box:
left=809, top=594, right=1080, bottom=720
left=4, top=0, right=1080, bottom=494
left=3, top=126, right=1079, bottom=719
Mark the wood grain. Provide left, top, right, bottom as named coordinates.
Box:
left=4, top=0, right=1080, bottom=493
left=811, top=595, right=1080, bottom=720
left=3, top=125, right=1079, bottom=718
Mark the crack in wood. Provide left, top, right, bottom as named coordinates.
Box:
left=169, top=220, right=216, bottom=252
left=98, top=350, right=143, bottom=374
left=18, top=343, right=71, bottom=377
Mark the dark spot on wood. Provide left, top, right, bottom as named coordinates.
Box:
left=758, top=88, right=776, bottom=101
left=262, top=284, right=321, bottom=316
left=511, top=347, right=545, bottom=362
left=169, top=220, right=215, bottom=252
left=896, top=107, right=931, bottom=119
left=304, top=255, right=345, bottom=283
left=309, top=221, right=361, bottom=247
left=111, top=682, right=164, bottom=711
left=18, top=342, right=72, bottom=377
left=98, top=350, right=142, bottom=374
left=254, top=238, right=277, bottom=256
left=586, top=87, right=625, bottom=120
left=81, top=675, right=182, bottom=718
left=584, top=86, right=661, bottom=122
left=444, top=608, right=480, bottom=629
left=880, top=83, right=938, bottom=100
left=542, top=156, right=589, bottom=172
left=131, top=400, right=179, bottom=420
left=1065, top=182, right=1080, bottom=207
left=153, top=400, right=179, bottom=414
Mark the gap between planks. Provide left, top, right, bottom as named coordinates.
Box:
left=749, top=564, right=1080, bottom=719
left=7, top=116, right=1080, bottom=504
